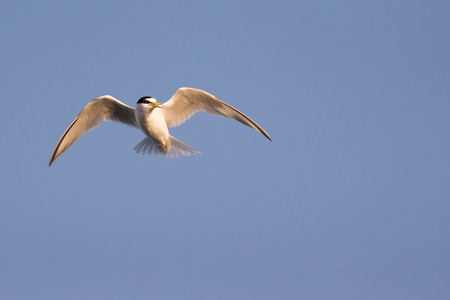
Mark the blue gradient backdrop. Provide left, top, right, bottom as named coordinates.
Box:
left=1, top=1, right=449, bottom=299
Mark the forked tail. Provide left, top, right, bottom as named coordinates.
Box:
left=133, top=136, right=201, bottom=157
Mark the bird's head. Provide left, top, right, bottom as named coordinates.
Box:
left=137, top=96, right=165, bottom=109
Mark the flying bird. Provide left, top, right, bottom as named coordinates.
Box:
left=49, top=87, right=271, bottom=166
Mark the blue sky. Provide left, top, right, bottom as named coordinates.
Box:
left=1, top=0, right=449, bottom=299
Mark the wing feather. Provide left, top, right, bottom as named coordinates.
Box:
left=49, top=95, right=138, bottom=166
left=163, top=88, right=271, bottom=141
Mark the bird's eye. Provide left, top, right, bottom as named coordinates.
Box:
left=137, top=96, right=154, bottom=104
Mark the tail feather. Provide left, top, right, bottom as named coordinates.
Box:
left=133, top=137, right=161, bottom=156
left=133, top=136, right=200, bottom=157
left=168, top=136, right=201, bottom=157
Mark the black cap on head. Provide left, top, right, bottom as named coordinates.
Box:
left=137, top=96, right=153, bottom=104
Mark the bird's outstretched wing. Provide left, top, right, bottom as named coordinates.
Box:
left=163, top=88, right=272, bottom=141
left=49, top=95, right=138, bottom=166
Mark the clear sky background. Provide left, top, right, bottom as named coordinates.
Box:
left=1, top=1, right=449, bottom=299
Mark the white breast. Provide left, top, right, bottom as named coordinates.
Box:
left=135, top=105, right=169, bottom=145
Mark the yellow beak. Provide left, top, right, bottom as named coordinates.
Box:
left=150, top=102, right=165, bottom=108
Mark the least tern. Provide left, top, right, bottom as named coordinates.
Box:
left=49, top=87, right=271, bottom=166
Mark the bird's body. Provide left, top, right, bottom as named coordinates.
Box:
left=135, top=102, right=170, bottom=152
left=49, top=87, right=271, bottom=166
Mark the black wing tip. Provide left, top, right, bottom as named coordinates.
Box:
left=262, top=131, right=272, bottom=141
left=49, top=153, right=57, bottom=167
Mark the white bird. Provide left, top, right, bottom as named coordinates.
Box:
left=49, top=87, right=271, bottom=166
